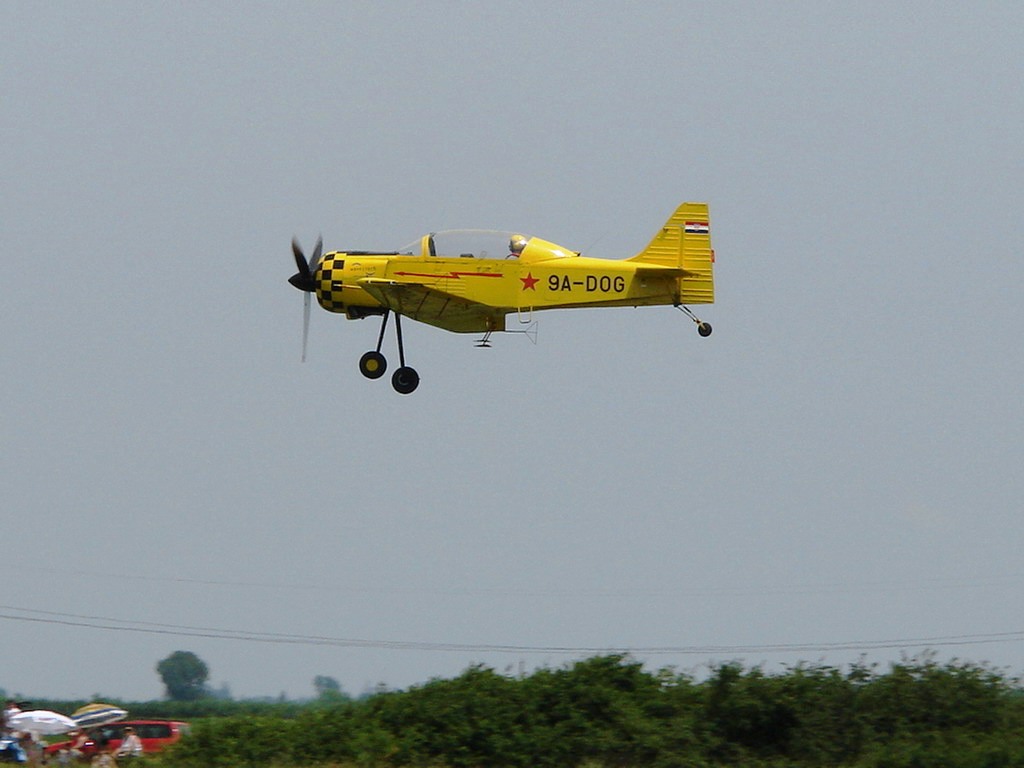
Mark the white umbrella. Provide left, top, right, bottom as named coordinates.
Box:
left=7, top=710, right=77, bottom=735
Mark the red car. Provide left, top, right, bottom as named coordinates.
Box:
left=46, top=720, right=190, bottom=759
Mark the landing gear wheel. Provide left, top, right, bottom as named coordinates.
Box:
left=359, top=351, right=387, bottom=379
left=697, top=322, right=713, bottom=337
left=391, top=366, right=420, bottom=395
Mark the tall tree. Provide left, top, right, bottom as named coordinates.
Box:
left=156, top=651, right=209, bottom=701
left=314, top=675, right=339, bottom=697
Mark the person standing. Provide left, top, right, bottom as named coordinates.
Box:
left=115, top=728, right=142, bottom=761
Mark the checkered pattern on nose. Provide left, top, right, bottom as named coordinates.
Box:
left=315, top=256, right=346, bottom=312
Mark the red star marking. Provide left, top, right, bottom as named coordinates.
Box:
left=520, top=272, right=539, bottom=290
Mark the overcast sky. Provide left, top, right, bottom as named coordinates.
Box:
left=3, top=2, right=1023, bottom=701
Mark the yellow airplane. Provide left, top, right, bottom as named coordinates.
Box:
left=288, top=202, right=714, bottom=394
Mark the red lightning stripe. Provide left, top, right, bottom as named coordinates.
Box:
left=392, top=271, right=503, bottom=279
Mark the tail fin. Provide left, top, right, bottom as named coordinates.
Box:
left=628, top=202, right=714, bottom=304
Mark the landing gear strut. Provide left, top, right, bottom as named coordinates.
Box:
left=359, top=310, right=420, bottom=394
left=676, top=305, right=712, bottom=337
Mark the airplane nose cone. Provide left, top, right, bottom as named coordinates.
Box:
left=288, top=271, right=315, bottom=292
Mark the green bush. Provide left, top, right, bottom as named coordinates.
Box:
left=46, top=654, right=1024, bottom=768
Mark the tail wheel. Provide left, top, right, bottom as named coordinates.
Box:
left=391, top=366, right=420, bottom=394
left=359, top=351, right=387, bottom=379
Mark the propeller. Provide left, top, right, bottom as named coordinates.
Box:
left=288, top=236, right=323, bottom=362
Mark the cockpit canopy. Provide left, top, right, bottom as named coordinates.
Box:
left=398, top=230, right=528, bottom=259
left=397, top=230, right=577, bottom=262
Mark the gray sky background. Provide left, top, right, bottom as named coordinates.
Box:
left=3, top=2, right=1023, bottom=701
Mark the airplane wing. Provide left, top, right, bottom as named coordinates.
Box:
left=358, top=278, right=506, bottom=333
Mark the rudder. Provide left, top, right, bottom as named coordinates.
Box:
left=629, top=202, right=714, bottom=304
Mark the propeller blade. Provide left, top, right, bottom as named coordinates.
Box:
left=292, top=238, right=310, bottom=279
left=301, top=292, right=311, bottom=362
left=309, top=236, right=323, bottom=274
left=289, top=237, right=316, bottom=292
left=291, top=236, right=322, bottom=360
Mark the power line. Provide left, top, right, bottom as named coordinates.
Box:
left=6, top=563, right=1024, bottom=598
left=3, top=604, right=1024, bottom=656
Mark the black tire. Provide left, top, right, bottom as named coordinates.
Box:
left=697, top=322, right=713, bottom=337
left=391, top=366, right=420, bottom=394
left=359, top=351, right=387, bottom=379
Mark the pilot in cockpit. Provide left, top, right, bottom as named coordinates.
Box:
left=508, top=234, right=528, bottom=258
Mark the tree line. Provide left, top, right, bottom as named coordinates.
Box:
left=144, top=653, right=1024, bottom=768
